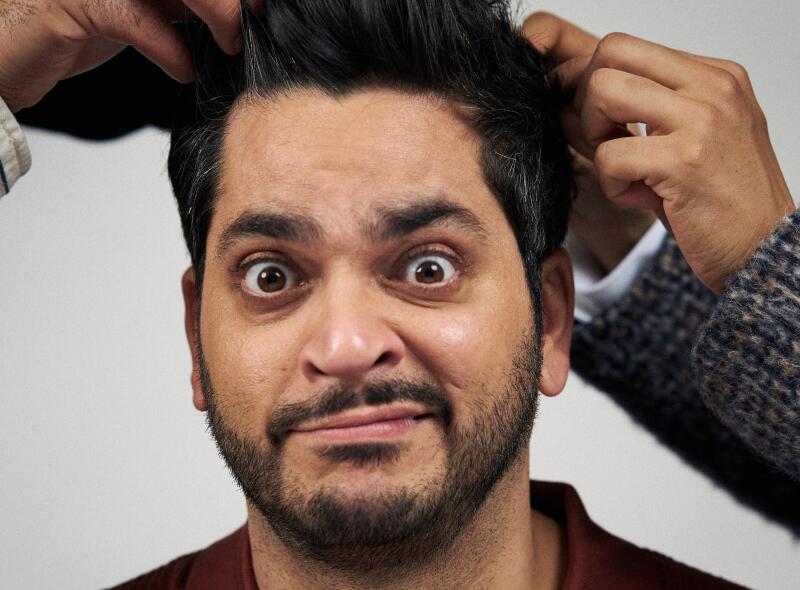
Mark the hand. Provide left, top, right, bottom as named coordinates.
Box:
left=524, top=12, right=796, bottom=293
left=523, top=13, right=657, bottom=275
left=0, top=0, right=259, bottom=113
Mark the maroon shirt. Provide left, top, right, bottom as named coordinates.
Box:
left=108, top=481, right=746, bottom=589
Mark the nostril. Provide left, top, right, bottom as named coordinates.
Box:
left=375, top=351, right=393, bottom=366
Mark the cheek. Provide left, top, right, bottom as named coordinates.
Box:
left=403, top=273, right=532, bottom=411
left=200, top=299, right=297, bottom=435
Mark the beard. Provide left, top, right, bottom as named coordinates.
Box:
left=199, top=329, right=541, bottom=572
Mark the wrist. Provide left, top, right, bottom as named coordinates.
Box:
left=573, top=209, right=657, bottom=275
left=723, top=187, right=797, bottom=292
left=570, top=219, right=667, bottom=321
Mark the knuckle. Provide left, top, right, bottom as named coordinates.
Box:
left=523, top=10, right=558, bottom=29
left=710, top=69, right=751, bottom=117
left=678, top=139, right=707, bottom=170
left=593, top=141, right=614, bottom=172
left=586, top=67, right=616, bottom=96
left=753, top=105, right=768, bottom=129
left=522, top=11, right=559, bottom=47
left=723, top=59, right=750, bottom=84
left=596, top=31, right=630, bottom=59
left=714, top=69, right=742, bottom=99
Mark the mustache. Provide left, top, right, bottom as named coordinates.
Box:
left=267, top=378, right=453, bottom=444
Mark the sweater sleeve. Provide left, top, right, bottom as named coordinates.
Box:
left=691, top=207, right=800, bottom=483
left=0, top=95, right=32, bottom=196
left=570, top=234, right=800, bottom=534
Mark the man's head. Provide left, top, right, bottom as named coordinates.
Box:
left=169, top=0, right=574, bottom=570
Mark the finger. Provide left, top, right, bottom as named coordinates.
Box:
left=521, top=11, right=598, bottom=64
left=82, top=1, right=195, bottom=82
left=552, top=57, right=640, bottom=147
left=157, top=0, right=199, bottom=21
left=568, top=146, right=595, bottom=176
left=610, top=181, right=664, bottom=210
left=576, top=32, right=755, bottom=108
left=592, top=134, right=674, bottom=208
left=561, top=105, right=609, bottom=160
left=548, top=53, right=591, bottom=89
left=181, top=0, right=243, bottom=55
left=579, top=68, right=705, bottom=153
left=679, top=52, right=757, bottom=102
left=65, top=38, right=127, bottom=78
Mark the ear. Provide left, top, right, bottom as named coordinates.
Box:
left=537, top=248, right=574, bottom=397
left=181, top=267, right=207, bottom=412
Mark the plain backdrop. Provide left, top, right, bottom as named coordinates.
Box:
left=1, top=1, right=799, bottom=588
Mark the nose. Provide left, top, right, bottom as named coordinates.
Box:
left=298, top=285, right=406, bottom=384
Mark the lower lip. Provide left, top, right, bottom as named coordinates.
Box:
left=295, top=416, right=428, bottom=442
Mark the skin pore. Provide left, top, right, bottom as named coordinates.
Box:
left=180, top=88, right=574, bottom=589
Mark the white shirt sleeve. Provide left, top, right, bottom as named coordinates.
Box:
left=568, top=220, right=669, bottom=323
left=0, top=95, right=32, bottom=197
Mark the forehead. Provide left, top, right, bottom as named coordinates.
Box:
left=214, top=88, right=505, bottom=235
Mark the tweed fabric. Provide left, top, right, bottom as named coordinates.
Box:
left=571, top=225, right=800, bottom=535
left=692, top=208, right=800, bottom=483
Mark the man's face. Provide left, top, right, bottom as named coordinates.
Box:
left=183, top=88, right=571, bottom=566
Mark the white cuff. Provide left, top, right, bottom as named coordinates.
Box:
left=0, top=95, right=32, bottom=197
left=569, top=220, right=668, bottom=323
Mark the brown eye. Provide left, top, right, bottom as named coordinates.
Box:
left=404, top=254, right=455, bottom=285
left=244, top=261, right=297, bottom=295
left=258, top=267, right=286, bottom=292
left=415, top=261, right=444, bottom=283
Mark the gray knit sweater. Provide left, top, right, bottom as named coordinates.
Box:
left=571, top=208, right=800, bottom=534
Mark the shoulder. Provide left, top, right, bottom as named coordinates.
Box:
left=633, top=545, right=747, bottom=589
left=532, top=481, right=747, bottom=589
left=103, top=525, right=249, bottom=590
left=104, top=552, right=200, bottom=590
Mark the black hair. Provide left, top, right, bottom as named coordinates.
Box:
left=168, top=0, right=574, bottom=315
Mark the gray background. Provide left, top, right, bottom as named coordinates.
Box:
left=1, top=0, right=798, bottom=588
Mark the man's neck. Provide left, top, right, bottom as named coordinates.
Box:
left=246, top=460, right=566, bottom=590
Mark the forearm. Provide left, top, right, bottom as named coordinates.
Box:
left=692, top=207, right=800, bottom=483
left=571, top=235, right=800, bottom=532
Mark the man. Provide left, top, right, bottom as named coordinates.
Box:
left=109, top=0, right=742, bottom=586
left=6, top=5, right=800, bottom=531
left=0, top=0, right=795, bottom=587
left=136, top=0, right=768, bottom=587
left=0, top=0, right=747, bottom=588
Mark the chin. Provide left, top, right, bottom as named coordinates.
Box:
left=305, top=460, right=424, bottom=502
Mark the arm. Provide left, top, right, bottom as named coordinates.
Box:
left=524, top=11, right=800, bottom=530
left=0, top=1, right=254, bottom=194
left=570, top=233, right=800, bottom=534
left=692, top=208, right=800, bottom=483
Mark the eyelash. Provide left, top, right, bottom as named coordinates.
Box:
left=236, top=246, right=464, bottom=302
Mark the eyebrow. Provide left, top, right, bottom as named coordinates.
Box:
left=216, top=211, right=323, bottom=260
left=215, top=197, right=488, bottom=260
left=369, top=199, right=488, bottom=243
